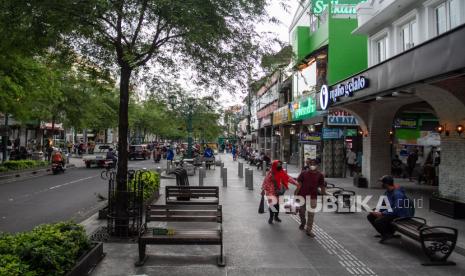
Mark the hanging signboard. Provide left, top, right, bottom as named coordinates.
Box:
left=291, top=96, right=317, bottom=121
left=327, top=109, right=359, bottom=126
left=322, top=128, right=344, bottom=139
left=394, top=118, right=417, bottom=129
left=260, top=116, right=272, bottom=128
left=304, top=144, right=318, bottom=160
left=319, top=76, right=369, bottom=110
left=300, top=132, right=322, bottom=143
left=344, top=129, right=358, bottom=137
left=272, top=105, right=291, bottom=125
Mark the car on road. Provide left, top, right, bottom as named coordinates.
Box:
left=129, top=144, right=151, bottom=160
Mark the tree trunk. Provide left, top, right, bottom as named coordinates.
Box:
left=115, top=66, right=132, bottom=236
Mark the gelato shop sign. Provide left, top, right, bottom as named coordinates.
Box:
left=319, top=76, right=369, bottom=110
left=312, top=0, right=367, bottom=15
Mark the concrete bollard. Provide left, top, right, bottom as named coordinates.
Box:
left=247, top=169, right=254, bottom=190
left=262, top=167, right=266, bottom=176
left=283, top=162, right=288, bottom=171
left=222, top=168, right=227, bottom=187
left=238, top=162, right=243, bottom=178
left=244, top=168, right=250, bottom=187
left=199, top=167, right=204, bottom=186
left=167, top=161, right=171, bottom=173
left=220, top=166, right=224, bottom=178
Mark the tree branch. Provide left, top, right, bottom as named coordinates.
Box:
left=131, top=0, right=148, bottom=47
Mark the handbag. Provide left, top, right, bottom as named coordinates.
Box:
left=271, top=171, right=286, bottom=196
left=258, top=194, right=265, bottom=214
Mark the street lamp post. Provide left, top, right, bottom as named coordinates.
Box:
left=169, top=95, right=213, bottom=159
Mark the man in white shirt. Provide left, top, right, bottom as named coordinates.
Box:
left=346, top=149, right=357, bottom=177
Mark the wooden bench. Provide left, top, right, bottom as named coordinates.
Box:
left=136, top=204, right=225, bottom=266
left=166, top=186, right=219, bottom=205
left=391, top=217, right=458, bottom=265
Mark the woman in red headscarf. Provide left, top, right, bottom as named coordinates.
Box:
left=261, top=160, right=299, bottom=224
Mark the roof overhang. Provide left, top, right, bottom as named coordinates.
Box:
left=331, top=24, right=465, bottom=106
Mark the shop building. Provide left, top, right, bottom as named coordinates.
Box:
left=256, top=72, right=280, bottom=157
left=287, top=0, right=368, bottom=174
left=321, top=0, right=465, bottom=203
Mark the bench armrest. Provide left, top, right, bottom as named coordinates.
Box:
left=420, top=226, right=458, bottom=238
left=326, top=183, right=335, bottom=188
left=393, top=217, right=427, bottom=230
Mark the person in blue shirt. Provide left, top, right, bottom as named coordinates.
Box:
left=203, top=145, right=214, bottom=169
left=166, top=146, right=174, bottom=163
left=367, top=175, right=413, bottom=243
left=204, top=145, right=214, bottom=158
left=231, top=145, right=237, bottom=161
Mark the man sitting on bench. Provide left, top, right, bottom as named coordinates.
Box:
left=367, top=175, right=414, bottom=243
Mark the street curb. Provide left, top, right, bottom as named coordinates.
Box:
left=0, top=164, right=77, bottom=184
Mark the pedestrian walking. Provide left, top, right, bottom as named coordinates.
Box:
left=407, top=148, right=418, bottom=181
left=166, top=146, right=174, bottom=164
left=203, top=145, right=214, bottom=169
left=232, top=145, right=237, bottom=161
left=346, top=149, right=357, bottom=176
left=261, top=160, right=299, bottom=224
left=295, top=159, right=326, bottom=237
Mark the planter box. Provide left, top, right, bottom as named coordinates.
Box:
left=66, top=242, right=105, bottom=276
left=430, top=196, right=465, bottom=219
left=97, top=189, right=160, bottom=220
left=0, top=166, right=49, bottom=178
left=353, top=174, right=368, bottom=188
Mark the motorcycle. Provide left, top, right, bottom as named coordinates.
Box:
left=52, top=162, right=66, bottom=175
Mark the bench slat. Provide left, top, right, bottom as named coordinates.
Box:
left=148, top=205, right=220, bottom=210
left=149, top=210, right=220, bottom=216
left=167, top=193, right=218, bottom=197
left=166, top=200, right=219, bottom=205
left=148, top=216, right=220, bottom=222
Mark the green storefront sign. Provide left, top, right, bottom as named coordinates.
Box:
left=292, top=97, right=317, bottom=121
left=312, top=0, right=367, bottom=15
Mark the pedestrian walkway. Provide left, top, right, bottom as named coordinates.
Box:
left=282, top=162, right=465, bottom=253
left=89, top=154, right=465, bottom=276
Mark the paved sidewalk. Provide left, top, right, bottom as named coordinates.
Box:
left=283, top=162, right=465, bottom=253
left=89, top=154, right=465, bottom=276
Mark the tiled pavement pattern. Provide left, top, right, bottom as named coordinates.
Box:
left=90, top=154, right=465, bottom=276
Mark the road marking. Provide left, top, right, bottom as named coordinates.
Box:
left=49, top=176, right=95, bottom=190
left=290, top=214, right=377, bottom=276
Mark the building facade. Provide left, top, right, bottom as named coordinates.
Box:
left=320, top=0, right=465, bottom=204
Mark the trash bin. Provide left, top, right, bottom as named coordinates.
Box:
left=353, top=174, right=368, bottom=188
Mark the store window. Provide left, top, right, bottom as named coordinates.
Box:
left=375, top=36, right=388, bottom=63
left=435, top=0, right=461, bottom=35
left=400, top=20, right=417, bottom=51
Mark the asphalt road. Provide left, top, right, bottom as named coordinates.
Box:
left=0, top=158, right=160, bottom=233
